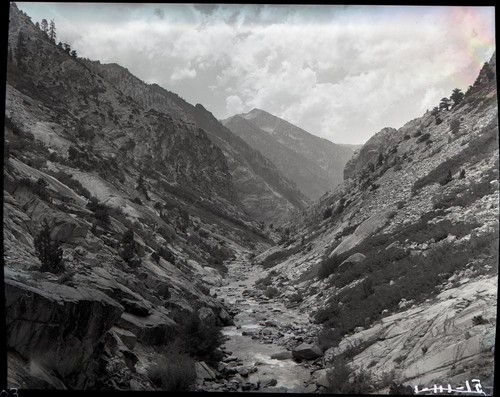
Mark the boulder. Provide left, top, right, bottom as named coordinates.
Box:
left=5, top=278, right=123, bottom=388
left=217, top=308, right=234, bottom=326
left=292, top=343, right=323, bottom=360
left=312, top=369, right=329, bottom=388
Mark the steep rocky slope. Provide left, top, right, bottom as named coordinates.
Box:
left=234, top=108, right=355, bottom=199
left=250, top=52, right=498, bottom=392
left=4, top=4, right=273, bottom=389
left=81, top=61, right=309, bottom=224
left=223, top=115, right=335, bottom=201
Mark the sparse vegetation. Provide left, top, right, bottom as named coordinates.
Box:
left=19, top=177, right=50, bottom=201
left=440, top=170, right=453, bottom=186
left=313, top=211, right=492, bottom=337
left=323, top=207, right=333, bottom=219
left=176, top=311, right=224, bottom=365
left=48, top=170, right=92, bottom=199
left=120, top=227, right=141, bottom=267
left=289, top=291, right=304, bottom=304
left=472, top=315, right=488, bottom=326
left=450, top=118, right=461, bottom=134
left=148, top=347, right=196, bottom=391
left=264, top=286, right=280, bottom=298
left=433, top=174, right=495, bottom=209
left=412, top=119, right=497, bottom=194
left=86, top=196, right=111, bottom=225
left=416, top=133, right=431, bottom=143
left=325, top=358, right=373, bottom=394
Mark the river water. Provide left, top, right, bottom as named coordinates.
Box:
left=213, top=257, right=314, bottom=392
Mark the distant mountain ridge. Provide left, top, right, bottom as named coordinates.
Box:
left=224, top=108, right=355, bottom=200
left=223, top=115, right=333, bottom=200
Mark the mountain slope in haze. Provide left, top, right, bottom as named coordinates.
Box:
left=223, top=115, right=334, bottom=201
left=82, top=61, right=309, bottom=224
left=251, top=52, right=498, bottom=392
left=233, top=108, right=356, bottom=198
left=4, top=3, right=273, bottom=389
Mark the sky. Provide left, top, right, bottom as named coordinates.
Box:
left=16, top=3, right=496, bottom=145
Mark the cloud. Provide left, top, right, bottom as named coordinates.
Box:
left=170, top=67, right=197, bottom=81
left=225, top=95, right=245, bottom=115
left=18, top=4, right=495, bottom=144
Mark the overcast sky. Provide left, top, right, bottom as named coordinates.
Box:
left=17, top=3, right=495, bottom=144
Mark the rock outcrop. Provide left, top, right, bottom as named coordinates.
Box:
left=5, top=278, right=123, bottom=388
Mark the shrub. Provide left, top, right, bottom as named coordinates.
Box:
left=439, top=170, right=453, bottom=186
left=148, top=348, right=196, bottom=391
left=34, top=219, right=65, bottom=273
left=389, top=383, right=414, bottom=395
left=413, top=130, right=422, bottom=138
left=472, top=315, right=488, bottom=326
left=49, top=170, right=92, bottom=199
left=413, top=123, right=497, bottom=193
left=87, top=197, right=111, bottom=225
left=318, top=251, right=351, bottom=279
left=19, top=177, right=50, bottom=201
left=393, top=355, right=406, bottom=364
left=133, top=197, right=143, bottom=205
left=323, top=207, right=333, bottom=219
left=416, top=133, right=431, bottom=143
left=121, top=228, right=141, bottom=267
left=435, top=117, right=443, bottom=125
left=264, top=286, right=280, bottom=298
left=316, top=327, right=342, bottom=351
left=289, top=291, right=303, bottom=304
left=326, top=358, right=373, bottom=394
left=176, top=312, right=224, bottom=365
left=403, top=134, right=411, bottom=140
left=450, top=118, right=461, bottom=134
left=432, top=177, right=494, bottom=209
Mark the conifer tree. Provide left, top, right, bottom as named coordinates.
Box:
left=49, top=19, right=56, bottom=42
left=41, top=18, right=48, bottom=34
left=34, top=219, right=64, bottom=273
left=450, top=88, right=464, bottom=106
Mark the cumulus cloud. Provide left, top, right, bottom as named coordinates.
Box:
left=225, top=95, right=245, bottom=115
left=171, top=67, right=197, bottom=81
left=18, top=4, right=495, bottom=144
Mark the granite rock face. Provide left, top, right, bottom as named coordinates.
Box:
left=5, top=278, right=123, bottom=388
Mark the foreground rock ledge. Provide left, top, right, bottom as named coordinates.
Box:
left=5, top=278, right=124, bottom=388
